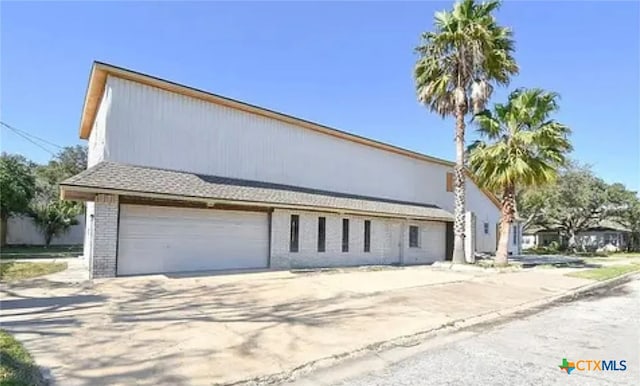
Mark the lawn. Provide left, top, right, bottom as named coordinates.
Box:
left=0, top=262, right=68, bottom=281
left=566, top=264, right=640, bottom=281
left=0, top=330, right=45, bottom=386
left=0, top=245, right=82, bottom=260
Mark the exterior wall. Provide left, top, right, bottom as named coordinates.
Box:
left=403, top=220, right=447, bottom=265
left=87, top=85, right=111, bottom=167
left=270, top=209, right=401, bottom=269
left=467, top=182, right=500, bottom=254
left=100, top=76, right=497, bottom=216
left=90, top=194, right=119, bottom=278
left=507, top=222, right=522, bottom=255
left=82, top=202, right=95, bottom=259
left=270, top=209, right=446, bottom=269
left=6, top=214, right=85, bottom=246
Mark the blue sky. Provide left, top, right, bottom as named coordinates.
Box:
left=2, top=1, right=639, bottom=191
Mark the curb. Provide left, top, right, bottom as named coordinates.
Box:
left=226, top=271, right=639, bottom=386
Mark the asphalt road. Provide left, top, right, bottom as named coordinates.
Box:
left=297, top=277, right=640, bottom=386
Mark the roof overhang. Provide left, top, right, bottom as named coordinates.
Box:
left=79, top=61, right=501, bottom=209
left=61, top=162, right=454, bottom=222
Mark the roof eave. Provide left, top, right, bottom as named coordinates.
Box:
left=60, top=183, right=453, bottom=222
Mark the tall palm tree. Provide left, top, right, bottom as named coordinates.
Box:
left=414, top=0, right=518, bottom=264
left=468, top=88, right=572, bottom=265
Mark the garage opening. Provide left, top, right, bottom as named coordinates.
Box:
left=117, top=204, right=269, bottom=275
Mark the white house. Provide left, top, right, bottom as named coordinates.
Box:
left=61, top=62, right=521, bottom=278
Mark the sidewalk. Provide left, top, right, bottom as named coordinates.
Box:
left=0, top=265, right=597, bottom=385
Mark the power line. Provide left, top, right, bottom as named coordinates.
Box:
left=1, top=122, right=58, bottom=156
left=0, top=121, right=63, bottom=150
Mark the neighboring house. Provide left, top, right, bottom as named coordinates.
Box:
left=61, top=62, right=521, bottom=278
left=522, top=220, right=630, bottom=252
left=6, top=214, right=85, bottom=246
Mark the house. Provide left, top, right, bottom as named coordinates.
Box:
left=522, top=220, right=630, bottom=252
left=61, top=62, right=522, bottom=278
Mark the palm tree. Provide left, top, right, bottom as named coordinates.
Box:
left=468, top=88, right=572, bottom=265
left=414, top=0, right=518, bottom=263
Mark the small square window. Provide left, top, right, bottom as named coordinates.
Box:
left=409, top=226, right=420, bottom=248
left=484, top=222, right=489, bottom=235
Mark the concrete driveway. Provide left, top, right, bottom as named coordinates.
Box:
left=0, top=264, right=593, bottom=385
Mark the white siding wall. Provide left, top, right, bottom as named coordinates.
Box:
left=103, top=76, right=466, bottom=210
left=87, top=86, right=111, bottom=167
left=6, top=215, right=85, bottom=246
left=467, top=182, right=500, bottom=253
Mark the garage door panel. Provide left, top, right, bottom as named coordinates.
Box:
left=117, top=205, right=269, bottom=275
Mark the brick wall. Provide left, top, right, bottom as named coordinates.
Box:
left=91, top=194, right=119, bottom=278
left=270, top=209, right=447, bottom=269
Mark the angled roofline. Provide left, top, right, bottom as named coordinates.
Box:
left=78, top=61, right=501, bottom=208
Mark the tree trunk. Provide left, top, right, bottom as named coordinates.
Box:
left=452, top=103, right=467, bottom=264
left=0, top=215, right=7, bottom=247
left=45, top=232, right=52, bottom=248
left=495, top=185, right=516, bottom=266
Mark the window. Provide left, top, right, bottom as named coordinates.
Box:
left=446, top=172, right=454, bottom=192
left=484, top=222, right=489, bottom=235
left=364, top=220, right=371, bottom=252
left=317, top=217, right=326, bottom=252
left=342, top=219, right=349, bottom=252
left=409, top=226, right=420, bottom=248
left=290, top=215, right=299, bottom=252
left=512, top=224, right=517, bottom=245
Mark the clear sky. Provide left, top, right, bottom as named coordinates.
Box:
left=2, top=1, right=639, bottom=191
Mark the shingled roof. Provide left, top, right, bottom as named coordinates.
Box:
left=61, top=162, right=454, bottom=221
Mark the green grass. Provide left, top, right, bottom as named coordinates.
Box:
left=0, top=245, right=82, bottom=260
left=611, top=252, right=640, bottom=258
left=0, top=330, right=45, bottom=386
left=566, top=264, right=640, bottom=281
left=0, top=262, right=68, bottom=281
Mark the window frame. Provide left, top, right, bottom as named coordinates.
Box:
left=364, top=220, right=371, bottom=253
left=290, top=214, right=299, bottom=252
left=446, top=172, right=454, bottom=192
left=409, top=225, right=420, bottom=248
left=342, top=218, right=349, bottom=252
left=317, top=217, right=326, bottom=253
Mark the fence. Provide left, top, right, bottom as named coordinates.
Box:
left=6, top=214, right=85, bottom=246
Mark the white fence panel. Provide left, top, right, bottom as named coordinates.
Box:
left=6, top=214, right=85, bottom=245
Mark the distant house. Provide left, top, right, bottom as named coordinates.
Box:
left=522, top=220, right=630, bottom=252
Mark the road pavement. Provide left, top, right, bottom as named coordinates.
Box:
left=296, top=277, right=640, bottom=386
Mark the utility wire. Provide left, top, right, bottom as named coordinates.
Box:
left=1, top=121, right=58, bottom=156
left=0, top=121, right=63, bottom=150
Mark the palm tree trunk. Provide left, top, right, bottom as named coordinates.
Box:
left=452, top=104, right=467, bottom=264
left=495, top=185, right=516, bottom=266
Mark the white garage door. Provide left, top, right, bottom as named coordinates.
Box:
left=117, top=205, right=269, bottom=275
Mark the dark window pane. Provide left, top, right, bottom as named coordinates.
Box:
left=290, top=215, right=299, bottom=252
left=318, top=217, right=326, bottom=252
left=342, top=218, right=349, bottom=252
left=409, top=225, right=419, bottom=248
left=364, top=220, right=371, bottom=252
